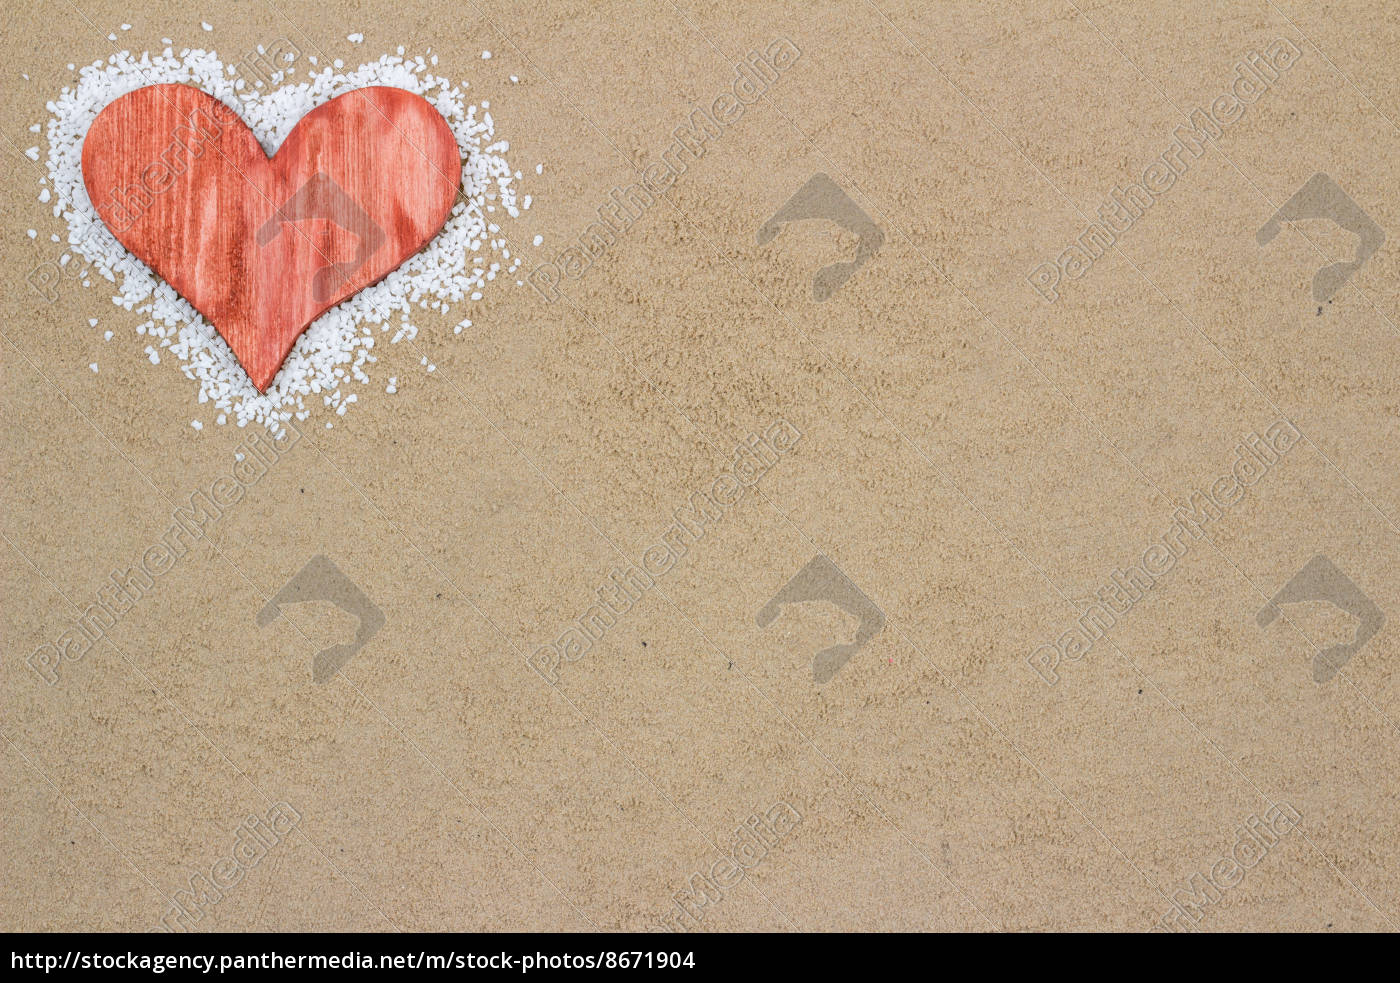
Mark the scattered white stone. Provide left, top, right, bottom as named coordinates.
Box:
left=191, top=419, right=202, bottom=430
left=201, top=22, right=212, bottom=31
left=89, top=362, right=99, bottom=372
left=533, top=234, right=543, bottom=246
left=482, top=50, right=491, bottom=59
left=347, top=33, right=364, bottom=44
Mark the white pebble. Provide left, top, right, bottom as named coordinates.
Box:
left=89, top=363, right=99, bottom=373
left=533, top=234, right=543, bottom=246
left=201, top=22, right=212, bottom=31
left=191, top=419, right=203, bottom=430
left=482, top=50, right=491, bottom=59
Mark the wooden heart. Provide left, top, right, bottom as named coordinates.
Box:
left=82, top=84, right=462, bottom=391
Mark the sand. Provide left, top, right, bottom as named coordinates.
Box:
left=2, top=0, right=1396, bottom=932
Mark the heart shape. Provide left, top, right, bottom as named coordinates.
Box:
left=82, top=84, right=461, bottom=391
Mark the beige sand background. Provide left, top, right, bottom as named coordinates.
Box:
left=2, top=0, right=1397, bottom=932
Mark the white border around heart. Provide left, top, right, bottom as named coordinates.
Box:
left=38, top=41, right=534, bottom=434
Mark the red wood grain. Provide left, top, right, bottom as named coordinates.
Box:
left=82, top=84, right=462, bottom=392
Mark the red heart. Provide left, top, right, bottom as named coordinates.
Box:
left=82, top=84, right=462, bottom=391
